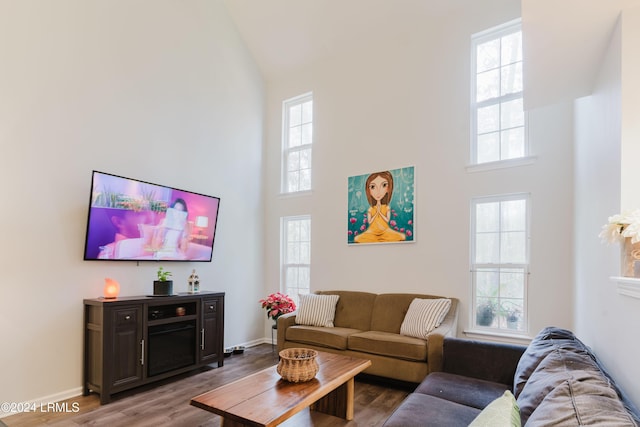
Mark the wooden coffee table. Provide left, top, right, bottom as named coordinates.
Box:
left=190, top=350, right=372, bottom=427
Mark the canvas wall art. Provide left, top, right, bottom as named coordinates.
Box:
left=347, top=166, right=415, bottom=244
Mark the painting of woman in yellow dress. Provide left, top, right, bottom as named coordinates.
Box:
left=348, top=167, right=414, bottom=244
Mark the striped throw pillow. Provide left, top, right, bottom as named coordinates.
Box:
left=400, top=298, right=451, bottom=339
left=295, top=294, right=340, bottom=327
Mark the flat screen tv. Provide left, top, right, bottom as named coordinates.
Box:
left=83, top=171, right=220, bottom=261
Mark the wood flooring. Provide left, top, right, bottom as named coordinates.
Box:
left=2, top=344, right=411, bottom=427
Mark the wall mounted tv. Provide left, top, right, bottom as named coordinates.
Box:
left=83, top=171, right=220, bottom=261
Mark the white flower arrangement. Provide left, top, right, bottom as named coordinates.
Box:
left=599, top=209, right=640, bottom=244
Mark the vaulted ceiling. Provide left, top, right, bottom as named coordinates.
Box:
left=523, top=0, right=635, bottom=109
left=222, top=0, right=469, bottom=78
left=223, top=0, right=635, bottom=109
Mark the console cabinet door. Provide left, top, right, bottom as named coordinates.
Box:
left=110, top=305, right=143, bottom=390
left=200, top=298, right=223, bottom=365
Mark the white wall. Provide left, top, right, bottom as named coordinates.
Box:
left=0, top=0, right=264, bottom=406
left=575, top=9, right=640, bottom=406
left=263, top=0, right=574, bottom=341
left=621, top=7, right=640, bottom=210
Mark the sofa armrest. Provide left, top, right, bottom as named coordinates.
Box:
left=276, top=312, right=297, bottom=352
left=442, top=337, right=526, bottom=386
left=425, top=299, right=459, bottom=373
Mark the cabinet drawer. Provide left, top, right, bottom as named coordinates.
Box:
left=113, top=307, right=139, bottom=327
left=203, top=300, right=217, bottom=315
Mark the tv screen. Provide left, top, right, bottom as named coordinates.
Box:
left=83, top=171, right=220, bottom=261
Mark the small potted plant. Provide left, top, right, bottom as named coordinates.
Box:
left=506, top=308, right=521, bottom=330
left=154, top=266, right=173, bottom=296
left=476, top=300, right=496, bottom=327
left=259, top=292, right=297, bottom=329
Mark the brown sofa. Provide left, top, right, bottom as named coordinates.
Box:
left=383, top=327, right=640, bottom=426
left=276, top=290, right=459, bottom=383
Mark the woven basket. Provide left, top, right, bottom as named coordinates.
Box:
left=277, top=348, right=319, bottom=382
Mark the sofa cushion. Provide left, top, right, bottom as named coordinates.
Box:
left=525, top=376, right=637, bottom=426
left=513, top=327, right=578, bottom=398
left=285, top=325, right=361, bottom=350
left=416, top=372, right=509, bottom=410
left=442, top=338, right=525, bottom=386
left=382, top=393, right=481, bottom=427
left=348, top=330, right=427, bottom=361
left=371, top=293, right=444, bottom=333
left=400, top=298, right=451, bottom=339
left=316, top=290, right=377, bottom=330
left=469, top=390, right=520, bottom=427
left=517, top=343, right=609, bottom=425
left=295, top=294, right=340, bottom=327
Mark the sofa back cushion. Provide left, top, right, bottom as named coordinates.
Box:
left=315, top=290, right=377, bottom=330
left=516, top=345, right=603, bottom=424
left=515, top=327, right=639, bottom=426
left=512, top=327, right=577, bottom=398
left=525, top=376, right=637, bottom=426
left=370, top=293, right=444, bottom=333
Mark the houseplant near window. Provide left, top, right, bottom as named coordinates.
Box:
left=505, top=308, right=521, bottom=330
left=154, top=266, right=173, bottom=296
left=599, top=209, right=640, bottom=277
left=476, top=300, right=496, bottom=327
left=259, top=292, right=296, bottom=328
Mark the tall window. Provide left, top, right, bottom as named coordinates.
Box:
left=282, top=93, right=313, bottom=193
left=471, top=194, right=529, bottom=333
left=281, top=216, right=311, bottom=305
left=471, top=20, right=526, bottom=165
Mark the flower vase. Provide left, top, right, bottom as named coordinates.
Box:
left=621, top=237, right=640, bottom=277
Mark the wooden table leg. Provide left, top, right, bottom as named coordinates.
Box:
left=345, top=377, right=355, bottom=420
left=221, top=416, right=249, bottom=427
left=311, top=377, right=356, bottom=420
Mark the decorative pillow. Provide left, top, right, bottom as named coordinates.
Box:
left=295, top=294, right=340, bottom=327
left=469, top=390, right=521, bottom=427
left=400, top=298, right=451, bottom=339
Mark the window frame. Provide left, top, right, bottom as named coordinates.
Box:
left=470, top=19, right=529, bottom=167
left=470, top=193, right=530, bottom=335
left=281, top=92, right=313, bottom=195
left=280, top=215, right=311, bottom=306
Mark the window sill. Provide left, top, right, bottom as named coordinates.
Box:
left=463, top=329, right=533, bottom=344
left=466, top=156, right=537, bottom=173
left=610, top=276, right=640, bottom=299
left=278, top=190, right=313, bottom=199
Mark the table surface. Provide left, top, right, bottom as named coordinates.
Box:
left=190, top=350, right=372, bottom=427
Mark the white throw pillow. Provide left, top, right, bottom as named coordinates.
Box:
left=400, top=298, right=451, bottom=339
left=295, top=294, right=340, bottom=327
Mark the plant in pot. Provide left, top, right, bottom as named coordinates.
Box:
left=497, top=301, right=522, bottom=330
left=476, top=300, right=496, bottom=327
left=505, top=308, right=521, bottom=330
left=154, top=266, right=173, bottom=296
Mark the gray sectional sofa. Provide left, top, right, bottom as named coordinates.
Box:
left=383, top=327, right=640, bottom=426
left=276, top=290, right=459, bottom=383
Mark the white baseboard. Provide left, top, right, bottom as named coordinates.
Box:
left=1, top=340, right=275, bottom=420
left=0, top=387, right=83, bottom=419
left=240, top=337, right=271, bottom=348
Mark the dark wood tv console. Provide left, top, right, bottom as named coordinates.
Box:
left=83, top=292, right=224, bottom=404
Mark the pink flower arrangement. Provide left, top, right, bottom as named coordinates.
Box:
left=259, top=292, right=296, bottom=320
